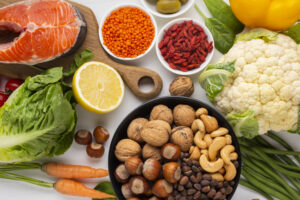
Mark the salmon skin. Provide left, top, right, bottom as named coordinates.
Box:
left=0, top=0, right=87, bottom=65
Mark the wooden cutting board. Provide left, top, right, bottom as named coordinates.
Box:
left=0, top=0, right=163, bottom=99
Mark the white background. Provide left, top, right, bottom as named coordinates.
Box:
left=1, top=0, right=299, bottom=200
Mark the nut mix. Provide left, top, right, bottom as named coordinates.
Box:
left=159, top=20, right=213, bottom=72
left=114, top=104, right=239, bottom=199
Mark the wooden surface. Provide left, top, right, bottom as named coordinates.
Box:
left=0, top=0, right=162, bottom=99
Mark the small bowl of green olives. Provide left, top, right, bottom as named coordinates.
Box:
left=141, top=0, right=195, bottom=18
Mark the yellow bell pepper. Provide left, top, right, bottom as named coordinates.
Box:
left=229, top=0, right=300, bottom=31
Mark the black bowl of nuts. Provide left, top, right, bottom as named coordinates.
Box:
left=109, top=96, right=241, bottom=200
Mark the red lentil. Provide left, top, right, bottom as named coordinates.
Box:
left=102, top=7, right=155, bottom=58
left=159, top=20, right=213, bottom=72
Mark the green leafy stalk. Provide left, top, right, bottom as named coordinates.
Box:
left=282, top=23, right=300, bottom=44
left=289, top=105, right=300, bottom=134
left=235, top=28, right=278, bottom=43
left=199, top=61, right=235, bottom=102
left=0, top=163, right=41, bottom=171
left=203, top=0, right=244, bottom=34
left=0, top=171, right=53, bottom=188
left=195, top=4, right=235, bottom=54
left=226, top=110, right=259, bottom=138
left=63, top=49, right=94, bottom=77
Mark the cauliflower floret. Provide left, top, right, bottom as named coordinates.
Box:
left=216, top=33, right=300, bottom=135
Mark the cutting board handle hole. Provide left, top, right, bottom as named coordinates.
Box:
left=138, top=76, right=154, bottom=93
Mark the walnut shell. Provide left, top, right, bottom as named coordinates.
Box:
left=142, top=143, right=162, bottom=161
left=127, top=118, right=148, bottom=143
left=173, top=104, right=195, bottom=127
left=150, top=105, right=173, bottom=125
left=141, top=120, right=171, bottom=147
left=115, top=139, right=141, bottom=162
left=171, top=126, right=193, bottom=152
left=169, top=76, right=194, bottom=97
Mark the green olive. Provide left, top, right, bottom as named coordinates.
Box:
left=156, top=0, right=181, bottom=14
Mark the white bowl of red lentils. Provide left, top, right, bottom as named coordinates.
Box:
left=156, top=18, right=214, bottom=76
left=99, top=4, right=157, bottom=61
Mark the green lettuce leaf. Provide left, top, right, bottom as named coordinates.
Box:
left=199, top=61, right=235, bottom=102
left=0, top=67, right=77, bottom=162
left=226, top=110, right=259, bottom=138
left=235, top=28, right=278, bottom=43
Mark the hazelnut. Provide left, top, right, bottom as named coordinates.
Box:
left=128, top=198, right=141, bottom=200
left=161, top=143, right=181, bottom=161
left=149, top=197, right=160, bottom=200
left=86, top=142, right=104, bottom=158
left=93, top=126, right=109, bottom=144
left=163, top=162, right=181, bottom=183
left=74, top=130, right=92, bottom=145
left=169, top=76, right=194, bottom=97
left=121, top=183, right=133, bottom=199
left=173, top=104, right=195, bottom=127
left=152, top=179, right=173, bottom=198
left=125, top=157, right=143, bottom=175
left=171, top=126, right=193, bottom=152
left=141, top=120, right=171, bottom=147
left=142, top=144, right=162, bottom=161
left=127, top=118, right=148, bottom=143
left=150, top=104, right=173, bottom=124
left=129, top=176, right=149, bottom=195
left=142, top=158, right=161, bottom=181
left=115, top=139, right=141, bottom=162
left=114, top=164, right=130, bottom=183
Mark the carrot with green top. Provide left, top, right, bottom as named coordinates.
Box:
left=0, top=162, right=109, bottom=179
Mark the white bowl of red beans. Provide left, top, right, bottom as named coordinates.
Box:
left=156, top=18, right=214, bottom=75
left=99, top=3, right=158, bottom=61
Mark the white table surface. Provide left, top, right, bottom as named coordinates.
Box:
left=1, top=0, right=299, bottom=199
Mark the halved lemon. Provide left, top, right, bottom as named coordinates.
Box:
left=72, top=61, right=125, bottom=113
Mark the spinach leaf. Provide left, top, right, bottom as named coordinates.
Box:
left=203, top=0, right=244, bottom=34
left=282, top=23, right=300, bottom=44
left=93, top=181, right=117, bottom=200
left=195, top=4, right=235, bottom=54
left=63, top=49, right=94, bottom=77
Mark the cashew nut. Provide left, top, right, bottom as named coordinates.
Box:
left=194, top=131, right=207, bottom=149
left=211, top=127, right=228, bottom=137
left=230, top=152, right=238, bottom=161
left=225, top=134, right=232, bottom=145
left=204, top=134, right=213, bottom=147
left=219, top=167, right=225, bottom=174
left=199, top=154, right=224, bottom=173
left=189, top=146, right=201, bottom=160
left=208, top=137, right=226, bottom=161
left=210, top=173, right=224, bottom=181
left=201, top=149, right=208, bottom=157
left=191, top=119, right=205, bottom=134
left=220, top=145, right=235, bottom=164
left=224, top=162, right=237, bottom=181
left=195, top=108, right=208, bottom=118
left=200, top=115, right=218, bottom=133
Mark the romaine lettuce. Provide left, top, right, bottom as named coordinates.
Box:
left=199, top=61, right=235, bottom=102
left=0, top=67, right=77, bottom=162
left=226, top=110, right=259, bottom=138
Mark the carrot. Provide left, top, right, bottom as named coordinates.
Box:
left=0, top=162, right=109, bottom=179
left=54, top=179, right=115, bottom=199
left=42, top=162, right=109, bottom=179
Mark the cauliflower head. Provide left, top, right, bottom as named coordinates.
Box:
left=199, top=29, right=300, bottom=138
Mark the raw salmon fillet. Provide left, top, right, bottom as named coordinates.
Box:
left=0, top=0, right=87, bottom=65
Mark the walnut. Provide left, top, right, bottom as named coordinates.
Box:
left=169, top=76, right=194, bottom=97
left=142, top=143, right=162, bottom=161
left=115, top=139, right=141, bottom=162
left=171, top=126, right=193, bottom=152
left=150, top=104, right=173, bottom=124
left=173, top=104, right=195, bottom=127
left=127, top=118, right=148, bottom=143
left=141, top=120, right=171, bottom=147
